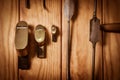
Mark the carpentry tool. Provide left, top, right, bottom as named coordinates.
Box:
left=89, top=0, right=100, bottom=80
left=64, top=0, right=74, bottom=79
left=43, top=0, right=46, bottom=9
left=15, top=21, right=30, bottom=69
left=34, top=25, right=46, bottom=58
left=51, top=25, right=58, bottom=42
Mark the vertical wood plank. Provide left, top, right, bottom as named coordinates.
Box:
left=103, top=33, right=120, bottom=80
left=103, top=0, right=120, bottom=23
left=19, top=0, right=62, bottom=80
left=62, top=0, right=102, bottom=80
left=0, top=0, right=18, bottom=80
left=103, top=0, right=120, bottom=80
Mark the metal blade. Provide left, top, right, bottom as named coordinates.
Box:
left=90, top=18, right=100, bottom=80
left=90, top=17, right=100, bottom=45
left=90, top=15, right=100, bottom=80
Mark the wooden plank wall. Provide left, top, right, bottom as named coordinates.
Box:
left=103, top=0, right=120, bottom=80
left=0, top=0, right=120, bottom=80
left=0, top=0, right=18, bottom=80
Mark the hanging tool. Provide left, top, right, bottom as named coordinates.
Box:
left=89, top=0, right=100, bottom=80
left=25, top=0, right=30, bottom=9
left=15, top=21, right=30, bottom=69
left=64, top=0, right=74, bottom=80
left=34, top=25, right=46, bottom=58
left=51, top=25, right=59, bottom=42
left=43, top=0, right=46, bottom=9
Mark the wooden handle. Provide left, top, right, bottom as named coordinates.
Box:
left=101, top=23, right=120, bottom=32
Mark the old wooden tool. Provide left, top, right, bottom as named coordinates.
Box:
left=64, top=0, right=74, bottom=79
left=89, top=0, right=100, bottom=80
left=101, top=23, right=120, bottom=32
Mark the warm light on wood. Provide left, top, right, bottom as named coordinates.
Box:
left=0, top=0, right=120, bottom=80
left=101, top=23, right=120, bottom=32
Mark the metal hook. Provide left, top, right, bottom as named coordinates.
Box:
left=26, top=0, right=30, bottom=9
left=43, top=0, right=48, bottom=11
left=43, top=0, right=46, bottom=9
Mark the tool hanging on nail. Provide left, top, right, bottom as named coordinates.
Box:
left=15, top=21, right=30, bottom=69
left=64, top=0, right=74, bottom=80
left=89, top=0, right=100, bottom=80
left=43, top=0, right=46, bottom=9
left=25, top=0, right=30, bottom=9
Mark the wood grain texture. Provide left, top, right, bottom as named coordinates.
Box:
left=101, top=23, right=120, bottom=32
left=103, top=33, right=120, bottom=80
left=103, top=0, right=120, bottom=80
left=103, top=0, right=120, bottom=23
left=0, top=0, right=18, bottom=80
left=0, top=0, right=120, bottom=80
left=19, top=0, right=62, bottom=80
left=62, top=0, right=102, bottom=80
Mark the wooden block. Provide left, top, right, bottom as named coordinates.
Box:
left=101, top=23, right=120, bottom=33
